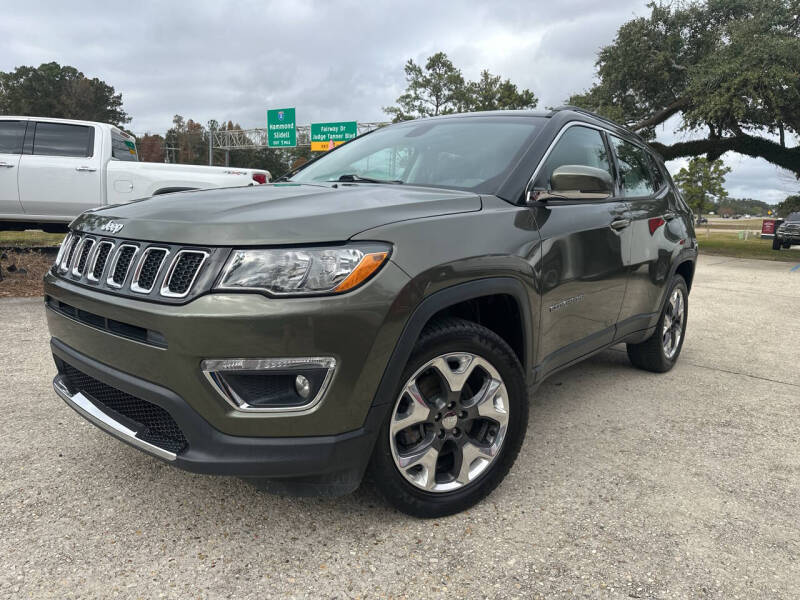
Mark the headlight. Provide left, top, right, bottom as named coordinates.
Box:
left=216, top=243, right=391, bottom=296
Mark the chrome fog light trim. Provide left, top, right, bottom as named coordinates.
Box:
left=200, top=357, right=337, bottom=414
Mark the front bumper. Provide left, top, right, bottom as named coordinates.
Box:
left=44, top=261, right=415, bottom=489
left=51, top=339, right=385, bottom=490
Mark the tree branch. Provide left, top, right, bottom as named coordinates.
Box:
left=631, top=97, right=691, bottom=131
left=650, top=134, right=800, bottom=176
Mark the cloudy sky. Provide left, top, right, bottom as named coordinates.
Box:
left=1, top=0, right=796, bottom=202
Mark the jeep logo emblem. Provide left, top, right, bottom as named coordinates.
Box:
left=100, top=221, right=124, bottom=234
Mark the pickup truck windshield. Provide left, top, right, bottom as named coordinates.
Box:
left=112, top=131, right=138, bottom=162
left=291, top=116, right=544, bottom=194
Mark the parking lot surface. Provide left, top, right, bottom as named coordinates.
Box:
left=2, top=255, right=799, bottom=599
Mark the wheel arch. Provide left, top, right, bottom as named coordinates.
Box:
left=371, top=277, right=533, bottom=412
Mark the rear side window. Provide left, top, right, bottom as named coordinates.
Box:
left=33, top=122, right=94, bottom=157
left=609, top=136, right=655, bottom=197
left=0, top=120, right=26, bottom=154
left=111, top=131, right=138, bottom=161
left=533, top=125, right=614, bottom=198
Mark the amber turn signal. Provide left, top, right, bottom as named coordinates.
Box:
left=334, top=251, right=389, bottom=292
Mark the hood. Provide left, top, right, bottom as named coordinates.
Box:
left=72, top=183, right=481, bottom=245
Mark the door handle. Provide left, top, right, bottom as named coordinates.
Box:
left=610, top=218, right=631, bottom=230
left=663, top=211, right=677, bottom=221
left=75, top=166, right=97, bottom=172
left=0, top=162, right=15, bottom=168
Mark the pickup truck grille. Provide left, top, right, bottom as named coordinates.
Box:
left=52, top=232, right=221, bottom=304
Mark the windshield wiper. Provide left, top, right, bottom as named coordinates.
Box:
left=331, top=173, right=403, bottom=184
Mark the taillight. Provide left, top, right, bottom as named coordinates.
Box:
left=252, top=173, right=267, bottom=184
left=648, top=217, right=665, bottom=235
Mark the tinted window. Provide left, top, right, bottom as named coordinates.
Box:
left=111, top=130, right=138, bottom=161
left=33, top=122, right=94, bottom=157
left=533, top=126, right=614, bottom=198
left=291, top=117, right=543, bottom=194
left=0, top=120, right=26, bottom=154
left=610, top=136, right=655, bottom=196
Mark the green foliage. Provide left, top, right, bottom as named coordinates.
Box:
left=673, top=157, right=731, bottom=216
left=716, top=197, right=772, bottom=216
left=161, top=116, right=289, bottom=176
left=567, top=1, right=800, bottom=174
left=0, top=62, right=129, bottom=126
left=775, top=194, right=800, bottom=217
left=385, top=52, right=536, bottom=122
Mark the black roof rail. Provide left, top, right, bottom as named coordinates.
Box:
left=550, top=105, right=628, bottom=129
left=550, top=105, right=653, bottom=144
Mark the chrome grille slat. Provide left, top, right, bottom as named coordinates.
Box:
left=88, top=241, right=114, bottom=282
left=59, top=234, right=80, bottom=273
left=131, top=248, right=169, bottom=294
left=106, top=244, right=139, bottom=289
left=161, top=250, right=209, bottom=298
left=72, top=237, right=95, bottom=277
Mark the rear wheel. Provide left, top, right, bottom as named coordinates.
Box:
left=369, top=318, right=528, bottom=518
left=627, top=275, right=688, bottom=373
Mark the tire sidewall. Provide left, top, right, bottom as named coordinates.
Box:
left=370, top=320, right=528, bottom=517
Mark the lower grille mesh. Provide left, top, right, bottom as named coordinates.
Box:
left=61, top=363, right=187, bottom=454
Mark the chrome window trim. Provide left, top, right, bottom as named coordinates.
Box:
left=160, top=250, right=209, bottom=298
left=87, top=240, right=115, bottom=282
left=71, top=236, right=95, bottom=277
left=200, top=357, right=337, bottom=415
left=105, top=243, right=139, bottom=289
left=524, top=121, right=666, bottom=202
left=130, top=247, right=170, bottom=294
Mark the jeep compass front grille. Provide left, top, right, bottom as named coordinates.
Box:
left=51, top=233, right=219, bottom=304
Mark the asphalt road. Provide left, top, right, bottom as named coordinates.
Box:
left=2, top=255, right=799, bottom=599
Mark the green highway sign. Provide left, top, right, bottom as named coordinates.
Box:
left=267, top=108, right=296, bottom=147
left=310, top=121, right=357, bottom=151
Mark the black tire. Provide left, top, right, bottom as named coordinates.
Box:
left=773, top=237, right=781, bottom=250
left=626, top=275, right=688, bottom=373
left=369, top=318, right=528, bottom=518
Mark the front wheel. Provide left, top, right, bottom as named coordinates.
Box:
left=369, top=318, right=528, bottom=518
left=626, top=275, right=688, bottom=373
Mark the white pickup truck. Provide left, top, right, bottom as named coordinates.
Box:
left=0, top=116, right=270, bottom=232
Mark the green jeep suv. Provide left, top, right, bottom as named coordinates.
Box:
left=44, top=108, right=698, bottom=517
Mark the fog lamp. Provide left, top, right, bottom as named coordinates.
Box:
left=201, top=357, right=336, bottom=413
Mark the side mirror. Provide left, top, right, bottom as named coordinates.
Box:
left=550, top=165, right=614, bottom=197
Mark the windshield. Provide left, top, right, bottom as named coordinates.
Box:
left=291, top=116, right=543, bottom=193
left=111, top=130, right=138, bottom=162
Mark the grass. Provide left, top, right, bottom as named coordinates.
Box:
left=699, top=230, right=800, bottom=263
left=0, top=230, right=66, bottom=247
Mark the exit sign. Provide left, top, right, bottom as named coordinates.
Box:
left=310, top=121, right=357, bottom=151
left=267, top=108, right=296, bottom=147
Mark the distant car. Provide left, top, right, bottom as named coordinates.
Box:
left=697, top=217, right=708, bottom=224
left=773, top=212, right=800, bottom=250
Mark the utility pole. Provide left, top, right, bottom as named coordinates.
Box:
left=208, top=126, right=214, bottom=166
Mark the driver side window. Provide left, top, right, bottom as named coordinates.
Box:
left=533, top=126, right=614, bottom=199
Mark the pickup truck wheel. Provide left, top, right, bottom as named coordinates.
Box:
left=626, top=275, right=688, bottom=373
left=369, top=318, right=528, bottom=518
left=772, top=238, right=781, bottom=250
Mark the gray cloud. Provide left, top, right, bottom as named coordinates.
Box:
left=1, top=0, right=796, bottom=200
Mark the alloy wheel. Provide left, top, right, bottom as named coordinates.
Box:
left=662, top=287, right=685, bottom=359
left=388, top=352, right=510, bottom=493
